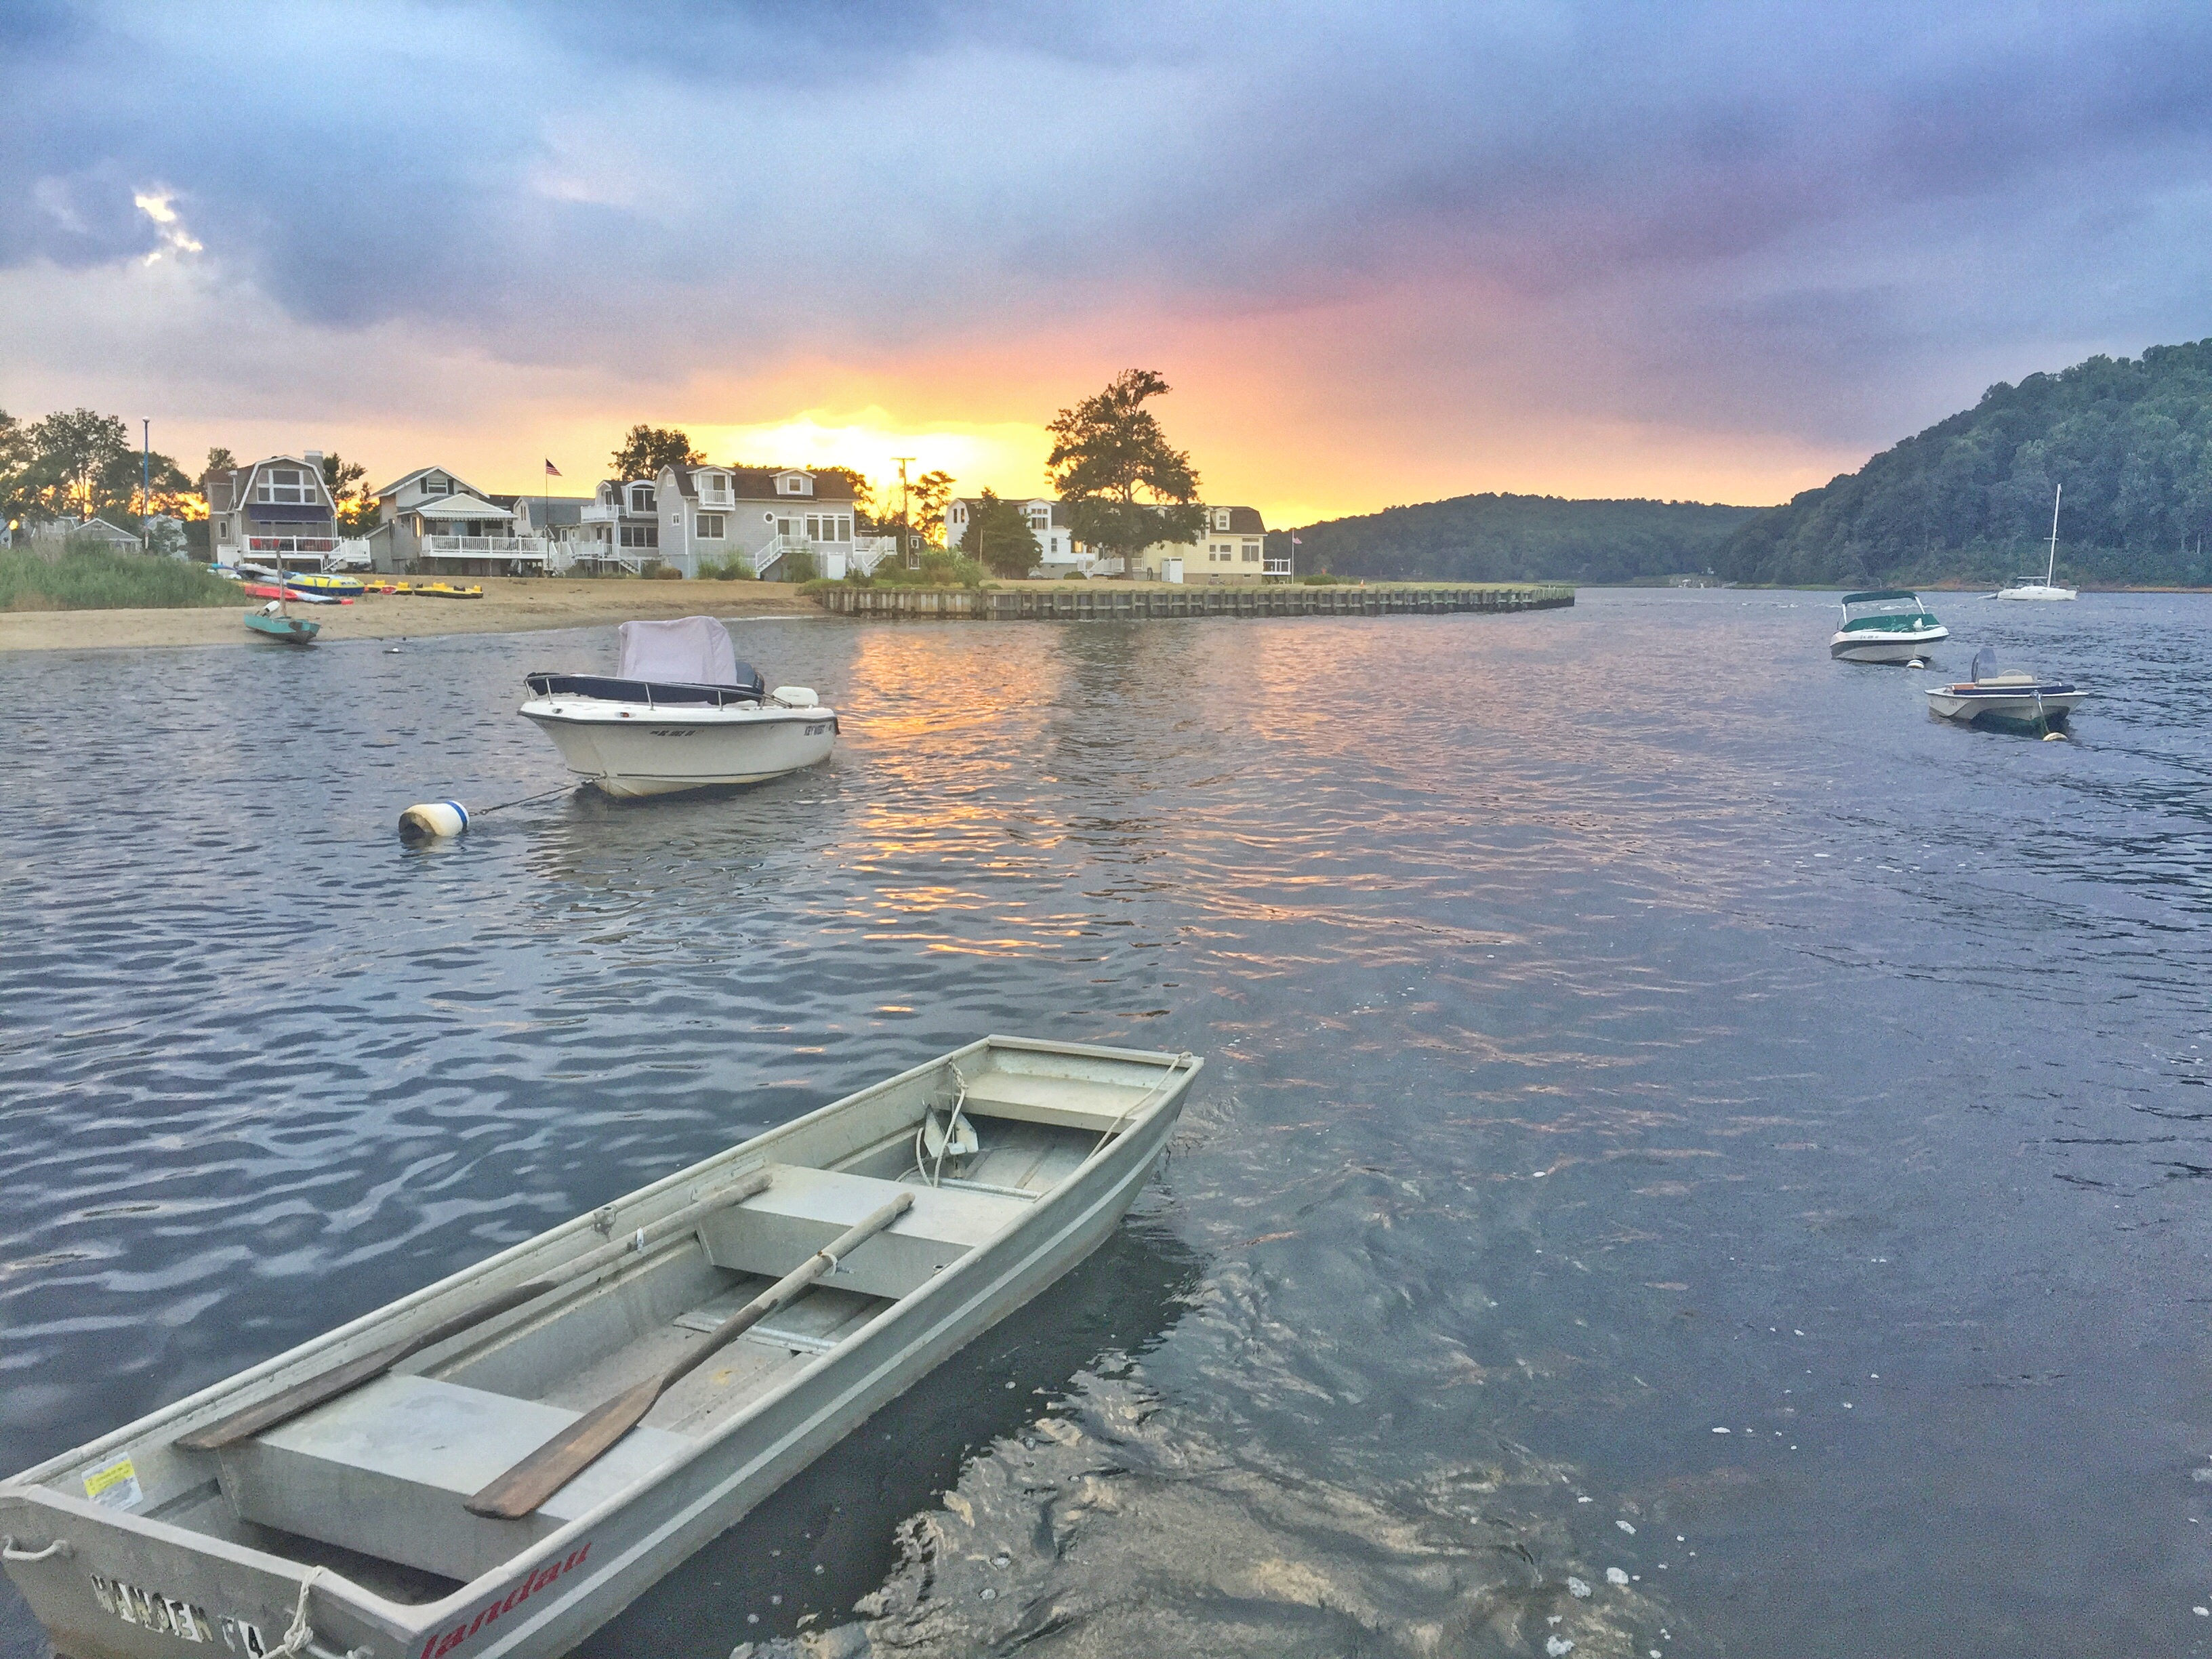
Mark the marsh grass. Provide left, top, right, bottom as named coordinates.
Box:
left=0, top=541, right=239, bottom=611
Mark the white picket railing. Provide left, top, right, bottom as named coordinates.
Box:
left=422, top=535, right=548, bottom=560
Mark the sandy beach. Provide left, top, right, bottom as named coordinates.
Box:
left=0, top=578, right=822, bottom=653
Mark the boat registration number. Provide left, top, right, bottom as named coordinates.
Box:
left=806, top=722, right=829, bottom=735
left=87, top=1572, right=266, bottom=1652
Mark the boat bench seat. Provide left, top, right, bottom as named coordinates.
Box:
left=217, top=1373, right=685, bottom=1582
left=695, top=1164, right=1028, bottom=1300
left=950, top=1069, right=1153, bottom=1134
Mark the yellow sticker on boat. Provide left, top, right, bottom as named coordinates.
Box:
left=81, top=1456, right=142, bottom=1511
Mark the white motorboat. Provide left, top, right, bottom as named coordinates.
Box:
left=520, top=617, right=836, bottom=798
left=0, top=1036, right=1200, bottom=1659
left=1925, top=649, right=2087, bottom=731
left=1993, top=484, right=2078, bottom=601
left=1828, top=589, right=1949, bottom=662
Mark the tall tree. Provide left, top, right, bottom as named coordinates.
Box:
left=321, top=452, right=374, bottom=532
left=1046, top=369, right=1206, bottom=576
left=611, top=425, right=703, bottom=480
left=0, top=409, right=33, bottom=528
left=907, top=468, right=954, bottom=547
left=26, top=409, right=131, bottom=520
left=959, top=489, right=1044, bottom=577
left=201, top=447, right=237, bottom=487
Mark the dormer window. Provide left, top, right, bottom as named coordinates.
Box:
left=422, top=474, right=449, bottom=497
left=779, top=474, right=811, bottom=495
left=255, top=466, right=314, bottom=506
left=701, top=473, right=729, bottom=502
left=628, top=484, right=656, bottom=513
left=1213, top=508, right=1231, bottom=531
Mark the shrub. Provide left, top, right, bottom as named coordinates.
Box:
left=1299, top=573, right=1341, bottom=586
left=1062, top=569, right=1086, bottom=579
left=647, top=565, right=683, bottom=580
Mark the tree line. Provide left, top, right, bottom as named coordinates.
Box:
left=1294, top=493, right=1761, bottom=584
left=1715, top=340, right=2212, bottom=587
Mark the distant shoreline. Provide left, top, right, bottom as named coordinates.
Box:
left=0, top=578, right=819, bottom=653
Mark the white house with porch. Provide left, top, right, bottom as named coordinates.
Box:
left=654, top=465, right=862, bottom=579
left=364, top=466, right=548, bottom=576
left=945, top=497, right=1083, bottom=573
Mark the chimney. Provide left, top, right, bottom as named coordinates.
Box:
left=305, top=449, right=323, bottom=468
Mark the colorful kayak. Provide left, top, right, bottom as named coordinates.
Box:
left=244, top=610, right=320, bottom=645
left=286, top=572, right=367, bottom=598
left=241, top=583, right=343, bottom=606
left=409, top=581, right=485, bottom=599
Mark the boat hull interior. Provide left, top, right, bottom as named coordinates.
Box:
left=0, top=1038, right=1196, bottom=1659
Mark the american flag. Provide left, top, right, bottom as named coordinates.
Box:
left=544, top=459, right=562, bottom=477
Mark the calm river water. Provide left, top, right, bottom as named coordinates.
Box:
left=5, top=590, right=2211, bottom=1658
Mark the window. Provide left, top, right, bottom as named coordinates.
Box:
left=422, top=474, right=449, bottom=497
left=1214, top=509, right=1231, bottom=531
left=702, top=474, right=729, bottom=502
left=1243, top=542, right=1261, bottom=561
left=628, top=485, right=655, bottom=512
left=806, top=515, right=821, bottom=540
left=780, top=474, right=811, bottom=495
left=836, top=516, right=850, bottom=541
left=620, top=525, right=659, bottom=549
left=1027, top=508, right=1050, bottom=531
left=697, top=514, right=725, bottom=539
left=255, top=466, right=312, bottom=506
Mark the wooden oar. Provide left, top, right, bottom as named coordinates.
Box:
left=179, top=1173, right=773, bottom=1452
left=466, top=1190, right=914, bottom=1519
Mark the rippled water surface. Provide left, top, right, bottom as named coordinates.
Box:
left=6, top=590, right=2212, bottom=1658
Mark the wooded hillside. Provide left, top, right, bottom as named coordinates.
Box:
left=1717, top=340, right=2212, bottom=587
left=1294, top=494, right=1762, bottom=583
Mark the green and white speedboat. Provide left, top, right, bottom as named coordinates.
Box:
left=1828, top=589, right=1948, bottom=663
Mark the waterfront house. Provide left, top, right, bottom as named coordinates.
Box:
left=577, top=478, right=665, bottom=572
left=23, top=516, right=142, bottom=551
left=654, top=465, right=860, bottom=579
left=363, top=466, right=547, bottom=577
left=1128, top=504, right=1269, bottom=584
left=205, top=453, right=340, bottom=569
left=945, top=497, right=1082, bottom=574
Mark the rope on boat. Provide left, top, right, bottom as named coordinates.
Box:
left=398, top=784, right=571, bottom=843
left=263, top=1565, right=324, bottom=1658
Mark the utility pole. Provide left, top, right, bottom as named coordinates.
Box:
left=892, top=456, right=916, bottom=569
left=141, top=419, right=151, bottom=548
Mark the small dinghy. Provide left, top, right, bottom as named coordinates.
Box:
left=1926, top=649, right=2086, bottom=733
left=243, top=600, right=319, bottom=646
left=521, top=616, right=837, bottom=798
left=0, top=1037, right=1197, bottom=1659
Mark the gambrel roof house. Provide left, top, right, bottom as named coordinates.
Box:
left=204, top=453, right=339, bottom=565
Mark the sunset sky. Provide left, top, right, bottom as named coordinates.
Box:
left=4, top=3, right=2210, bottom=525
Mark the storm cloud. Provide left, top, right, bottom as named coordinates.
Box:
left=4, top=1, right=2210, bottom=514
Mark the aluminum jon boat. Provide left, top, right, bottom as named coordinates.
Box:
left=521, top=617, right=836, bottom=798
left=0, top=1037, right=1198, bottom=1659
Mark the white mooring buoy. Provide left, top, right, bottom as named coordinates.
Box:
left=398, top=800, right=470, bottom=843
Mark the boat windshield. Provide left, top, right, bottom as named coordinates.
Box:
left=1839, top=590, right=1924, bottom=620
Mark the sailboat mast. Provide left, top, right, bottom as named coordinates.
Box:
left=2047, top=483, right=2062, bottom=585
